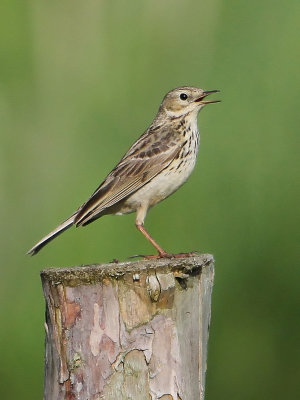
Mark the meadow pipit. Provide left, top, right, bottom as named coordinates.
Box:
left=28, top=86, right=220, bottom=258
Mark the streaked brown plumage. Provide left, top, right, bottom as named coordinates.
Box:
left=28, top=86, right=220, bottom=257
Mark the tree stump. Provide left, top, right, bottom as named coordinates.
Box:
left=41, top=254, right=214, bottom=400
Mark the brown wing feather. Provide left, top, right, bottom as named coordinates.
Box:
left=74, top=126, right=182, bottom=226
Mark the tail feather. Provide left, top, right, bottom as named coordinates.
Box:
left=27, top=214, right=76, bottom=256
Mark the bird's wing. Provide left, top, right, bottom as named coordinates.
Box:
left=74, top=127, right=183, bottom=226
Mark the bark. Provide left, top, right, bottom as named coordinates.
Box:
left=41, top=254, right=214, bottom=400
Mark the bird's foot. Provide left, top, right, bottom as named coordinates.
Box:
left=109, top=258, right=119, bottom=263
left=129, top=251, right=200, bottom=260
left=143, top=252, right=173, bottom=260
left=129, top=252, right=172, bottom=260
left=144, top=251, right=200, bottom=260
left=172, top=251, right=201, bottom=258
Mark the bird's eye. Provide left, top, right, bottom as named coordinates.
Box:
left=180, top=93, right=188, bottom=100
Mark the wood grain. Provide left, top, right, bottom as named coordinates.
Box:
left=41, top=254, right=214, bottom=400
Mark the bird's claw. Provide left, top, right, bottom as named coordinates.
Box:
left=128, top=254, right=146, bottom=259
left=128, top=251, right=201, bottom=260
left=109, top=258, right=119, bottom=263
left=144, top=251, right=199, bottom=260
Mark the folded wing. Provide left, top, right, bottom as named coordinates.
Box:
left=74, top=128, right=182, bottom=226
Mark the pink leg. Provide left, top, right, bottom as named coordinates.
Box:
left=135, top=223, right=198, bottom=260
left=135, top=223, right=170, bottom=258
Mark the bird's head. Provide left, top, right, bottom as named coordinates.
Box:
left=160, top=86, right=220, bottom=118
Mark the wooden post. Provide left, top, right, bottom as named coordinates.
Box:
left=41, top=254, right=214, bottom=400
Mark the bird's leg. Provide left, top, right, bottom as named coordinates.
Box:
left=135, top=223, right=170, bottom=258
left=135, top=223, right=198, bottom=259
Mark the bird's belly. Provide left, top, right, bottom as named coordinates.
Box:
left=118, top=153, right=197, bottom=214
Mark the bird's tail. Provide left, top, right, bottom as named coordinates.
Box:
left=27, top=214, right=76, bottom=256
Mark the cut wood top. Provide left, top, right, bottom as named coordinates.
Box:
left=41, top=254, right=214, bottom=287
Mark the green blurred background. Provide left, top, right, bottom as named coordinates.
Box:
left=1, top=0, right=299, bottom=398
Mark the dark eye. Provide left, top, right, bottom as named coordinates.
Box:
left=180, top=93, right=188, bottom=100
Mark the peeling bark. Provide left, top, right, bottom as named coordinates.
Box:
left=41, top=254, right=214, bottom=400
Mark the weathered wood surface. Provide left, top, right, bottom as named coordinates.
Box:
left=41, top=254, right=214, bottom=400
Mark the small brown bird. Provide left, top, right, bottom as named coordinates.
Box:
left=28, top=86, right=219, bottom=257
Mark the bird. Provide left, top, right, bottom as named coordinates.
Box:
left=27, top=86, right=220, bottom=258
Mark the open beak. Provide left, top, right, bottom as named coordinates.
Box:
left=195, top=89, right=220, bottom=104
